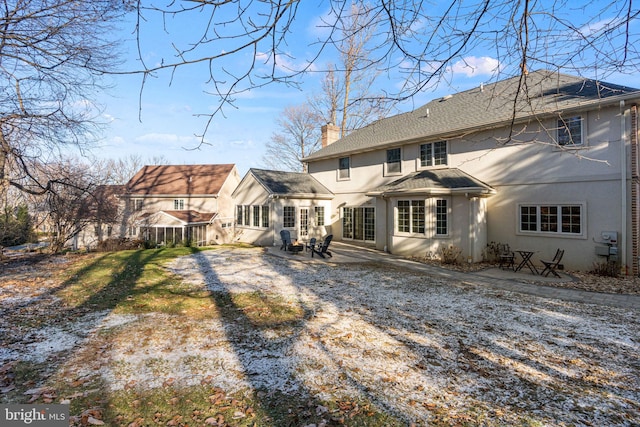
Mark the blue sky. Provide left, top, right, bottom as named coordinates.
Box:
left=91, top=1, right=640, bottom=176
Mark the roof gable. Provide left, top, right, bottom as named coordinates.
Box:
left=126, top=164, right=235, bottom=196
left=304, top=70, right=640, bottom=161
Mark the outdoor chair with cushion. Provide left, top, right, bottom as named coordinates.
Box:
left=311, top=234, right=333, bottom=258
left=540, top=249, right=564, bottom=278
left=280, top=230, right=292, bottom=251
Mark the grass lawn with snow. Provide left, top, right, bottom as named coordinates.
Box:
left=1, top=245, right=638, bottom=426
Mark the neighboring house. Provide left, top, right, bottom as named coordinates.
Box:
left=302, top=70, right=640, bottom=274
left=232, top=168, right=333, bottom=246
left=72, top=184, right=125, bottom=250
left=121, top=164, right=240, bottom=246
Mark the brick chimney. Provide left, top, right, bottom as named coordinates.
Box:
left=321, top=123, right=340, bottom=148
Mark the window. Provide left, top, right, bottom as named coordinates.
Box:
left=315, top=206, right=325, bottom=226
left=520, top=206, right=536, bottom=231
left=435, top=199, right=448, bottom=236
left=557, top=116, right=583, bottom=146
left=519, top=204, right=582, bottom=235
left=253, top=205, right=260, bottom=227
left=174, top=199, right=185, bottom=210
left=397, top=200, right=425, bottom=234
left=386, top=148, right=401, bottom=174
left=338, top=157, right=350, bottom=179
left=420, top=141, right=447, bottom=167
left=364, top=207, right=375, bottom=241
left=343, top=207, right=375, bottom=241
left=237, top=205, right=243, bottom=225
left=243, top=205, right=250, bottom=226
left=261, top=205, right=269, bottom=228
left=283, top=206, right=295, bottom=228
left=133, top=199, right=143, bottom=211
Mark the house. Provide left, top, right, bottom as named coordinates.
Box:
left=121, top=164, right=240, bottom=246
left=232, top=168, right=333, bottom=246
left=302, top=70, right=640, bottom=274
left=72, top=184, right=125, bottom=249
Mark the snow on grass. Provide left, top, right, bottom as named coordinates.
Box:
left=2, top=246, right=639, bottom=425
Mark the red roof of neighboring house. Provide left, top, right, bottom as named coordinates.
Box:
left=125, top=164, right=235, bottom=196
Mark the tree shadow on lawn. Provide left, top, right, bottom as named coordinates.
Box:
left=0, top=249, right=192, bottom=403
left=280, top=259, right=640, bottom=425
left=187, top=249, right=408, bottom=426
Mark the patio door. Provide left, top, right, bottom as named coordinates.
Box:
left=299, top=208, right=309, bottom=238
left=343, top=207, right=375, bottom=242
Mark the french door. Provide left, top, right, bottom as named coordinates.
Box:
left=342, top=207, right=375, bottom=242
left=299, top=208, right=309, bottom=237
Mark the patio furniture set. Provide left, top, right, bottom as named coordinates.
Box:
left=499, top=248, right=565, bottom=277
left=280, top=230, right=333, bottom=258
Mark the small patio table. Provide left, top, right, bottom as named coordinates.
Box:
left=514, top=250, right=539, bottom=275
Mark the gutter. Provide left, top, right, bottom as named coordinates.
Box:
left=366, top=187, right=496, bottom=198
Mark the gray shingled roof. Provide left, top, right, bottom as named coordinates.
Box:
left=304, top=70, right=640, bottom=161
left=367, top=168, right=495, bottom=196
left=250, top=168, right=333, bottom=197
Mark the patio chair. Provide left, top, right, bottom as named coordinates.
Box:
left=311, top=234, right=333, bottom=258
left=498, top=247, right=515, bottom=270
left=540, top=249, right=564, bottom=278
left=305, top=237, right=317, bottom=252
left=280, top=230, right=292, bottom=251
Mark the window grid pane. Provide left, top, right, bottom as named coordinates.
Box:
left=261, top=206, right=269, bottom=228
left=558, top=116, right=582, bottom=146
left=540, top=206, right=558, bottom=232
left=253, top=206, right=260, bottom=227
left=283, top=206, right=295, bottom=228
left=433, top=141, right=447, bottom=165
left=387, top=148, right=401, bottom=173
left=364, top=207, right=375, bottom=241
left=520, top=206, right=537, bottom=231
left=420, top=144, right=432, bottom=167
left=237, top=206, right=243, bottom=225
left=342, top=207, right=353, bottom=239
left=339, top=157, right=350, bottom=179
left=397, top=201, right=410, bottom=232
left=411, top=200, right=425, bottom=234
left=436, top=199, right=448, bottom=235
left=315, top=206, right=325, bottom=226
left=561, top=206, right=581, bottom=233
left=244, top=205, right=250, bottom=226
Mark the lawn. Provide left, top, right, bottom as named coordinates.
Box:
left=1, top=246, right=639, bottom=426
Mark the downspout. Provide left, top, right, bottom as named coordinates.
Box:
left=621, top=100, right=628, bottom=275
left=631, top=105, right=639, bottom=276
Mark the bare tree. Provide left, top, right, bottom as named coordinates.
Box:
left=0, top=0, right=130, bottom=203
left=262, top=104, right=323, bottom=172
left=132, top=1, right=640, bottom=138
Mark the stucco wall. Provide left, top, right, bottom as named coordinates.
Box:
left=307, top=103, right=630, bottom=271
